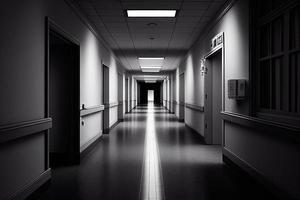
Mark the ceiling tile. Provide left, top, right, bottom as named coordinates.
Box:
left=74, top=0, right=226, bottom=71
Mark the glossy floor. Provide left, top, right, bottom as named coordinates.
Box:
left=35, top=105, right=276, bottom=200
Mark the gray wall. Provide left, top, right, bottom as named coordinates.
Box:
left=171, top=0, right=300, bottom=198
left=0, top=0, right=125, bottom=198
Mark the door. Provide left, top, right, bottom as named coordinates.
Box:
left=125, top=78, right=128, bottom=113
left=204, top=50, right=222, bottom=144
left=148, top=90, right=154, bottom=102
left=118, top=73, right=123, bottom=120
left=179, top=73, right=185, bottom=121
left=49, top=27, right=80, bottom=166
left=103, top=65, right=109, bottom=133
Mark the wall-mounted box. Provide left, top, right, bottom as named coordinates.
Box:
left=228, top=79, right=246, bottom=100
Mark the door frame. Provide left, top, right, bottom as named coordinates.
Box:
left=46, top=17, right=80, bottom=165
left=204, top=32, right=225, bottom=145
left=117, top=72, right=124, bottom=121
left=102, top=64, right=110, bottom=133
left=179, top=72, right=185, bottom=122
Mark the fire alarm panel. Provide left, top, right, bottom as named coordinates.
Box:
left=228, top=79, right=246, bottom=100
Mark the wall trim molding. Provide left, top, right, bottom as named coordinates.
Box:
left=80, top=105, right=104, bottom=117
left=104, top=102, right=119, bottom=109
left=109, top=102, right=119, bottom=108
left=185, top=103, right=204, bottom=112
left=221, top=111, right=300, bottom=142
left=8, top=169, right=51, bottom=200
left=0, top=118, right=52, bottom=144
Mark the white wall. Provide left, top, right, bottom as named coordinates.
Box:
left=174, top=0, right=249, bottom=134
left=171, top=0, right=300, bottom=198
left=0, top=0, right=125, bottom=198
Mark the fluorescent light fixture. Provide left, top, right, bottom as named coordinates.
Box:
left=142, top=69, right=160, bottom=73
left=139, top=57, right=164, bottom=69
left=145, top=80, right=156, bottom=83
left=127, top=10, right=176, bottom=18
left=140, top=66, right=162, bottom=69
left=139, top=57, right=164, bottom=60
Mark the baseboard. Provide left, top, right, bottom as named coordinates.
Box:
left=223, top=148, right=293, bottom=200
left=185, top=124, right=205, bottom=141
left=103, top=128, right=109, bottom=134
left=8, top=169, right=51, bottom=200
left=178, top=119, right=184, bottom=122
left=80, top=133, right=103, bottom=160
left=109, top=120, right=120, bottom=132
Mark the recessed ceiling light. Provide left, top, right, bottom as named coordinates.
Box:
left=142, top=69, right=160, bottom=73
left=140, top=66, right=162, bottom=69
left=145, top=80, right=156, bottom=83
left=127, top=10, right=176, bottom=18
left=138, top=57, right=164, bottom=60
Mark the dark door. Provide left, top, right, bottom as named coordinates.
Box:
left=204, top=50, right=222, bottom=144
left=103, top=65, right=110, bottom=133
left=179, top=73, right=185, bottom=121
left=49, top=28, right=80, bottom=166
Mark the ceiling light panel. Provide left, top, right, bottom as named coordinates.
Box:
left=142, top=69, right=160, bottom=73
left=127, top=10, right=176, bottom=17
left=139, top=57, right=164, bottom=67
left=140, top=66, right=162, bottom=69
left=145, top=80, right=157, bottom=83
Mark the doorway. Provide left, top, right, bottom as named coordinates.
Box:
left=125, top=78, right=129, bottom=113
left=103, top=64, right=109, bottom=134
left=118, top=73, right=123, bottom=121
left=204, top=50, right=222, bottom=144
left=48, top=20, right=80, bottom=166
left=148, top=90, right=154, bottom=102
left=179, top=73, right=185, bottom=122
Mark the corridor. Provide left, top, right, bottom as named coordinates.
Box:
left=1, top=0, right=300, bottom=199
left=36, top=105, right=275, bottom=200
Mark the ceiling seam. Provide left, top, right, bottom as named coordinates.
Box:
left=119, top=0, right=140, bottom=71
left=163, top=0, right=185, bottom=64
left=66, top=0, right=128, bottom=72
left=88, top=0, right=134, bottom=71
left=168, top=0, right=215, bottom=70
left=173, top=0, right=235, bottom=70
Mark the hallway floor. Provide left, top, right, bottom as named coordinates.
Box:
left=35, top=105, right=276, bottom=200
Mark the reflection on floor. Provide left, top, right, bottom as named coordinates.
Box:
left=35, top=105, right=276, bottom=200
left=140, top=103, right=165, bottom=200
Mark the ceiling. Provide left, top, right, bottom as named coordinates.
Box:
left=72, top=0, right=227, bottom=71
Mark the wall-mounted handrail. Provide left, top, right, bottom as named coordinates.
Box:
left=80, top=105, right=104, bottom=117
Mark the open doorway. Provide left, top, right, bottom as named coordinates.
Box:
left=103, top=64, right=109, bottom=134
left=204, top=50, right=222, bottom=145
left=118, top=73, right=123, bottom=121
left=125, top=78, right=129, bottom=113
left=47, top=19, right=80, bottom=166
left=179, top=73, right=185, bottom=122
left=147, top=90, right=154, bottom=102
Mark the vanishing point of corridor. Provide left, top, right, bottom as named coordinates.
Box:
left=36, top=105, right=275, bottom=200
